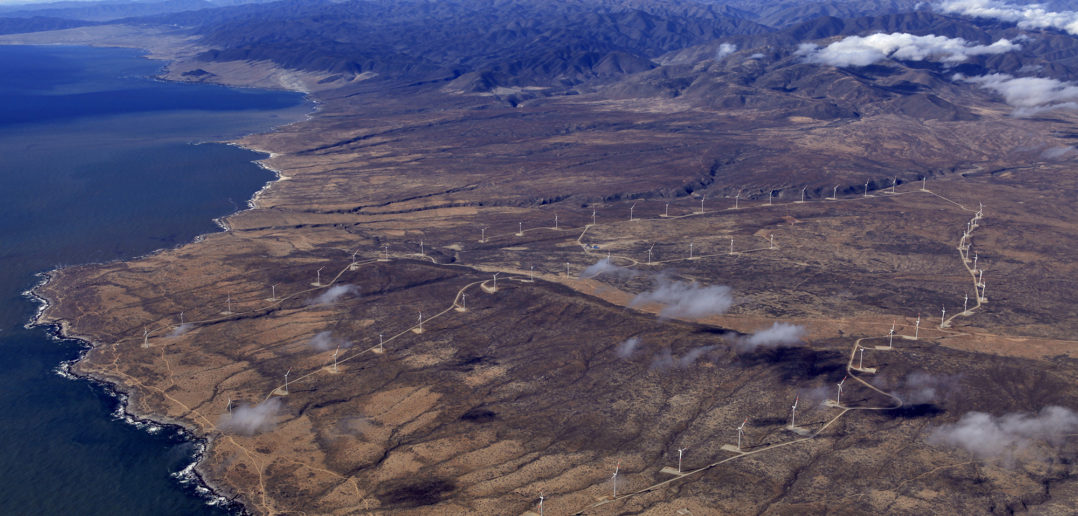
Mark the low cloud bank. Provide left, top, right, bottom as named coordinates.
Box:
left=928, top=406, right=1078, bottom=464
left=631, top=277, right=734, bottom=319
left=1042, top=146, right=1075, bottom=159
left=581, top=257, right=637, bottom=279
left=168, top=323, right=193, bottom=337
left=219, top=398, right=282, bottom=435
left=957, top=73, right=1078, bottom=115
left=650, top=345, right=717, bottom=370
left=616, top=337, right=641, bottom=359
left=736, top=322, right=806, bottom=352
left=309, top=284, right=358, bottom=305
left=877, top=371, right=957, bottom=404
left=798, top=33, right=1018, bottom=67
left=307, top=330, right=349, bottom=351
left=939, top=0, right=1078, bottom=36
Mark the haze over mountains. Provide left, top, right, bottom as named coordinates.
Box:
left=6, top=0, right=1078, bottom=124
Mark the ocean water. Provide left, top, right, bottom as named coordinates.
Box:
left=0, top=45, right=309, bottom=514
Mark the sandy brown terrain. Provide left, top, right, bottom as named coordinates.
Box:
left=22, top=26, right=1078, bottom=515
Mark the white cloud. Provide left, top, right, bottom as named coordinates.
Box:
left=616, top=337, right=641, bottom=358
left=580, top=257, right=637, bottom=279
left=939, top=0, right=1078, bottom=36
left=219, top=399, right=282, bottom=435
left=309, top=284, right=358, bottom=305
left=957, top=72, right=1078, bottom=114
left=631, top=277, right=734, bottom=319
left=167, top=323, right=193, bottom=337
left=1042, top=146, right=1075, bottom=159
left=649, top=345, right=717, bottom=370
left=736, top=322, right=806, bottom=352
left=798, top=32, right=1019, bottom=67
left=928, top=406, right=1078, bottom=465
left=715, top=42, right=738, bottom=60
left=307, top=330, right=350, bottom=351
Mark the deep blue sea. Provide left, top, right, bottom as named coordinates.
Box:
left=0, top=45, right=309, bottom=514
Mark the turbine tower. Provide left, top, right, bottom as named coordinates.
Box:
left=836, top=375, right=847, bottom=405
left=612, top=460, right=620, bottom=499
left=737, top=418, right=747, bottom=451
left=790, top=394, right=799, bottom=428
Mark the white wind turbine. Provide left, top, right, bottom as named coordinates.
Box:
left=737, top=418, right=748, bottom=451
left=612, top=460, right=621, bottom=498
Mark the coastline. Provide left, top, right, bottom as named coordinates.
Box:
left=26, top=272, right=243, bottom=511
left=18, top=35, right=323, bottom=515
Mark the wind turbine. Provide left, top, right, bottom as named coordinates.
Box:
left=461, top=293, right=467, bottom=311
left=699, top=194, right=706, bottom=214
left=769, top=233, right=774, bottom=250
left=227, top=396, right=232, bottom=415
left=973, top=253, right=978, bottom=271
left=142, top=327, right=149, bottom=348
left=665, top=202, right=670, bottom=217
left=225, top=293, right=232, bottom=315
left=790, top=394, right=799, bottom=428
left=179, top=311, right=184, bottom=326
left=915, top=314, right=920, bottom=340
left=382, top=244, right=389, bottom=261
left=864, top=181, right=869, bottom=198
left=677, top=448, right=684, bottom=473
left=538, top=493, right=544, bottom=516
left=417, top=311, right=424, bottom=333
left=964, top=292, right=969, bottom=313
left=836, top=375, right=847, bottom=405
left=734, top=189, right=741, bottom=209
left=940, top=305, right=946, bottom=327
left=630, top=202, right=637, bottom=221
left=351, top=249, right=359, bottom=269
left=800, top=187, right=806, bottom=203
left=891, top=177, right=897, bottom=193
left=921, top=177, right=927, bottom=191
left=283, top=368, right=291, bottom=395
left=378, top=333, right=384, bottom=353
left=832, top=185, right=838, bottom=200
left=689, top=242, right=694, bottom=260
left=888, top=321, right=895, bottom=349
left=492, top=272, right=500, bottom=292
left=592, top=209, right=596, bottom=226
left=612, top=460, right=620, bottom=498
left=315, top=266, right=325, bottom=286
left=518, top=221, right=524, bottom=236
left=729, top=238, right=734, bottom=255
left=419, top=240, right=425, bottom=256
left=647, top=244, right=654, bottom=265
left=768, top=190, right=773, bottom=205
left=554, top=214, right=558, bottom=230
left=271, top=283, right=278, bottom=302
left=481, top=227, right=487, bottom=243
left=332, top=345, right=340, bottom=372
left=858, top=346, right=866, bottom=369
left=737, top=418, right=748, bottom=451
